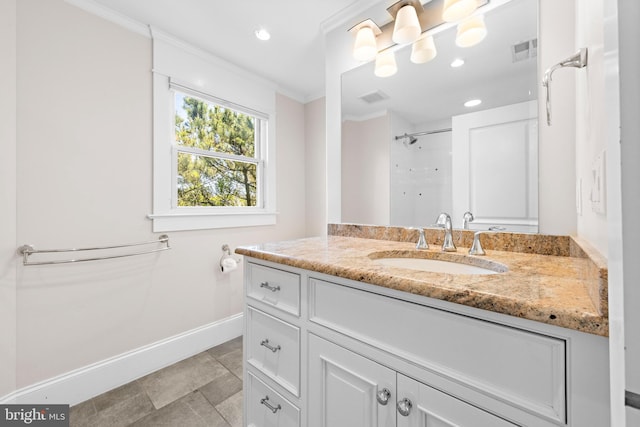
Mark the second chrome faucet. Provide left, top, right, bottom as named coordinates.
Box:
left=434, top=212, right=457, bottom=252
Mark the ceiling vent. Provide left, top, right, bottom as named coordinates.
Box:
left=358, top=90, right=390, bottom=104
left=511, top=38, right=537, bottom=62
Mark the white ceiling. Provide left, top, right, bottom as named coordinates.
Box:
left=84, top=0, right=366, bottom=101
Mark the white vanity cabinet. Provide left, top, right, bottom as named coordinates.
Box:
left=308, top=334, right=515, bottom=427
left=243, top=258, right=610, bottom=427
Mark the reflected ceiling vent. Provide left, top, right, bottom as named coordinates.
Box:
left=358, top=90, right=390, bottom=104
left=511, top=38, right=537, bottom=62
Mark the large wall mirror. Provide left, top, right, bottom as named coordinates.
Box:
left=341, top=0, right=538, bottom=232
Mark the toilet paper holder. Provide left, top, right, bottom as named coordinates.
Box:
left=220, top=244, right=241, bottom=273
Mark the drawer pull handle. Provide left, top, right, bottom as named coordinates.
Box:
left=376, top=388, right=391, bottom=405
left=260, top=281, right=281, bottom=292
left=260, top=395, right=282, bottom=414
left=260, top=339, right=282, bottom=353
left=397, top=398, right=413, bottom=417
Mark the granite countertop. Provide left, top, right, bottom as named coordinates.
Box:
left=236, top=233, right=608, bottom=337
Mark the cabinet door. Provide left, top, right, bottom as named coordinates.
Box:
left=396, top=374, right=517, bottom=427
left=308, top=334, right=396, bottom=427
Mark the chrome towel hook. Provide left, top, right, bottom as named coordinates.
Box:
left=542, top=47, right=588, bottom=126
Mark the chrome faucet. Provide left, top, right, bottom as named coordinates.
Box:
left=435, top=213, right=456, bottom=252
left=469, top=231, right=487, bottom=255
left=462, top=211, right=474, bottom=229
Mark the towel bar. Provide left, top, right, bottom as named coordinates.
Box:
left=17, top=235, right=170, bottom=266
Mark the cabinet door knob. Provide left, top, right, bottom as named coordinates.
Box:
left=260, top=339, right=281, bottom=353
left=376, top=388, right=391, bottom=405
left=397, top=398, right=413, bottom=417
left=260, top=281, right=281, bottom=292
left=260, top=395, right=282, bottom=414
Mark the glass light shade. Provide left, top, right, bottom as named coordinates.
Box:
left=410, top=35, right=437, bottom=64
left=374, top=51, right=398, bottom=77
left=392, top=5, right=421, bottom=45
left=456, top=15, right=487, bottom=47
left=442, top=0, right=479, bottom=22
left=353, top=26, right=378, bottom=61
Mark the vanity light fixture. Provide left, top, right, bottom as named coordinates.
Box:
left=464, top=99, right=482, bottom=107
left=375, top=49, right=398, bottom=77
left=442, top=0, right=479, bottom=22
left=410, top=34, right=437, bottom=64
left=456, top=15, right=487, bottom=47
left=348, top=0, right=489, bottom=77
left=255, top=28, right=271, bottom=41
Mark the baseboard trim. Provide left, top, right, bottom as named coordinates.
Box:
left=1, top=313, right=243, bottom=406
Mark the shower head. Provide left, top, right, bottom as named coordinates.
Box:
left=395, top=133, right=418, bottom=147
left=396, top=132, right=418, bottom=147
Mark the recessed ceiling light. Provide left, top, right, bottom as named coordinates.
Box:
left=450, top=58, right=465, bottom=68
left=464, top=99, right=482, bottom=107
left=255, top=28, right=271, bottom=41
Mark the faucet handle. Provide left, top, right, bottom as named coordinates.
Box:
left=415, top=229, right=428, bottom=250
left=469, top=231, right=486, bottom=256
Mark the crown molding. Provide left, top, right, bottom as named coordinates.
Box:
left=64, top=0, right=149, bottom=37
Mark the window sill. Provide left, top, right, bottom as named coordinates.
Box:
left=148, top=211, right=277, bottom=232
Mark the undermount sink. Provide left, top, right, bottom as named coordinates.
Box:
left=369, top=251, right=507, bottom=275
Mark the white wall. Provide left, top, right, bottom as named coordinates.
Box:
left=0, top=0, right=17, bottom=399
left=11, top=0, right=307, bottom=396
left=575, top=0, right=609, bottom=257
left=341, top=115, right=390, bottom=224
left=304, top=97, right=327, bottom=236
left=536, top=0, right=577, bottom=235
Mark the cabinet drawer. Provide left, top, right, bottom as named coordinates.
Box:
left=246, top=307, right=300, bottom=396
left=247, top=263, right=300, bottom=316
left=246, top=372, right=300, bottom=427
left=309, top=279, right=566, bottom=424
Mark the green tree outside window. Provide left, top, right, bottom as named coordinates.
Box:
left=174, top=93, right=260, bottom=207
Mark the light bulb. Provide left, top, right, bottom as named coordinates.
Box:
left=410, top=35, right=437, bottom=64
left=442, top=0, right=479, bottom=22
left=456, top=15, right=487, bottom=48
left=353, top=26, right=378, bottom=61
left=374, top=50, right=398, bottom=78
left=392, top=5, right=421, bottom=45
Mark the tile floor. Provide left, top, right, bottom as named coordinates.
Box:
left=70, top=336, right=243, bottom=427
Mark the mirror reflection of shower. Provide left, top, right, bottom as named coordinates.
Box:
left=391, top=126, right=453, bottom=226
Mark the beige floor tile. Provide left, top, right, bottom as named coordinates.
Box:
left=216, top=349, right=243, bottom=379
left=215, top=391, right=243, bottom=427
left=208, top=336, right=242, bottom=359
left=200, top=371, right=243, bottom=406
left=93, top=381, right=146, bottom=412
left=131, top=391, right=230, bottom=427
left=91, top=393, right=155, bottom=427
left=69, top=399, right=97, bottom=427
left=138, top=352, right=229, bottom=409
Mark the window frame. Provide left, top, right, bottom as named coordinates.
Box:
left=171, top=83, right=266, bottom=211
left=149, top=34, right=277, bottom=232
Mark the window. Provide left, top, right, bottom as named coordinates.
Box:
left=150, top=34, right=277, bottom=232
left=173, top=89, right=265, bottom=209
